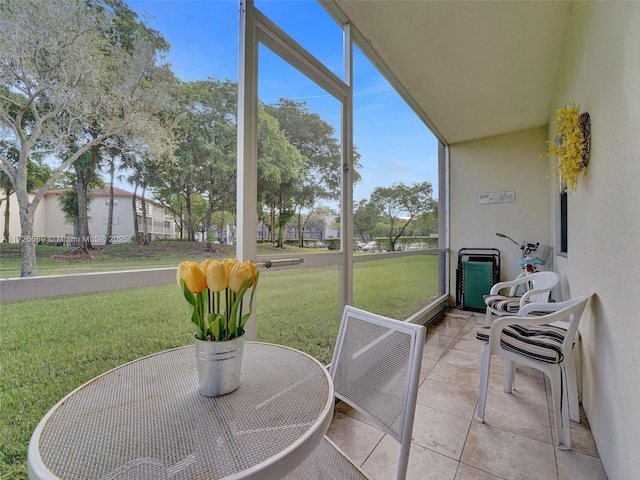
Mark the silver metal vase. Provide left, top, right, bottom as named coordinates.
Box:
left=193, top=333, right=244, bottom=397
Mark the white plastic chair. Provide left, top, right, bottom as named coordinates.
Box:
left=284, top=306, right=426, bottom=480
left=484, top=271, right=560, bottom=325
left=476, top=295, right=590, bottom=449
left=517, top=301, right=582, bottom=423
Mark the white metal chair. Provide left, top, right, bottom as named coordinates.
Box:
left=284, top=306, right=426, bottom=480
left=475, top=295, right=590, bottom=449
left=484, top=271, right=560, bottom=325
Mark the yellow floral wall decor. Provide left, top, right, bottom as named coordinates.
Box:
left=546, top=103, right=591, bottom=192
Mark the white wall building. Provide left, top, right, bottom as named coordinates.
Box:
left=3, top=187, right=176, bottom=245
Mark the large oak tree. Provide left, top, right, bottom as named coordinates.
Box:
left=0, top=0, right=173, bottom=275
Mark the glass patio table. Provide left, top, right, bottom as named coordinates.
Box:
left=27, top=342, right=334, bottom=480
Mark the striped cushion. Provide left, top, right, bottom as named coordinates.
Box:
left=476, top=324, right=568, bottom=364
left=484, top=294, right=525, bottom=313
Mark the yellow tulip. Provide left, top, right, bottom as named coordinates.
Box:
left=183, top=262, right=207, bottom=293
left=246, top=261, right=257, bottom=287
left=228, top=261, right=253, bottom=292
left=176, top=261, right=195, bottom=286
left=222, top=258, right=239, bottom=276
left=205, top=260, right=228, bottom=292
left=200, top=258, right=214, bottom=273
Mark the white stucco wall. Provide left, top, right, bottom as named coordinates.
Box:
left=449, top=127, right=551, bottom=291
left=548, top=2, right=640, bottom=477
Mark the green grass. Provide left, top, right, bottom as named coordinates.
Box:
left=0, top=249, right=439, bottom=479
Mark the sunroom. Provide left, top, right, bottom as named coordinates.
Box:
left=233, top=1, right=639, bottom=478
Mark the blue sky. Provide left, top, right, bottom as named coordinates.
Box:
left=128, top=0, right=438, bottom=203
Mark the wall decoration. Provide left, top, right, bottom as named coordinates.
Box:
left=478, top=191, right=516, bottom=205
left=546, top=103, right=591, bottom=192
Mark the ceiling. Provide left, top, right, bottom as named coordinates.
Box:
left=325, top=1, right=574, bottom=145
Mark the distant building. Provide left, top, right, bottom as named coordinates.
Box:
left=2, top=187, right=176, bottom=245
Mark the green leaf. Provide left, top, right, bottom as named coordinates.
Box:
left=181, top=279, right=196, bottom=306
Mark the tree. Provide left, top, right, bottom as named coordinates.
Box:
left=0, top=0, right=173, bottom=276
left=369, top=181, right=435, bottom=252
left=0, top=141, right=50, bottom=242
left=55, top=167, right=105, bottom=237
left=263, top=99, right=362, bottom=246
left=353, top=199, right=381, bottom=242
left=257, top=108, right=304, bottom=248
left=414, top=201, right=439, bottom=236
left=173, top=79, right=238, bottom=247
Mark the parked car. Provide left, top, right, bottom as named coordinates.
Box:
left=362, top=241, right=378, bottom=252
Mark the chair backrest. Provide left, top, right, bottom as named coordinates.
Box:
left=526, top=271, right=560, bottom=303
left=329, top=306, right=426, bottom=480
left=519, top=294, right=590, bottom=356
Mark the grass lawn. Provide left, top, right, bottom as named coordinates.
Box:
left=0, top=243, right=439, bottom=479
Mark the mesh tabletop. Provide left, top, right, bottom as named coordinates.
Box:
left=28, top=343, right=333, bottom=480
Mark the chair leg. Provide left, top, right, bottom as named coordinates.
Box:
left=476, top=343, right=491, bottom=423
left=503, top=359, right=515, bottom=393
left=564, top=355, right=580, bottom=423
left=484, top=309, right=493, bottom=326
left=549, top=367, right=571, bottom=449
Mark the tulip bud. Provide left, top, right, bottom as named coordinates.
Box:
left=205, top=260, right=228, bottom=292
left=183, top=262, right=207, bottom=293
left=228, top=262, right=252, bottom=292
left=200, top=258, right=214, bottom=273
left=222, top=258, right=239, bottom=276
left=246, top=261, right=257, bottom=287
left=176, top=261, right=192, bottom=286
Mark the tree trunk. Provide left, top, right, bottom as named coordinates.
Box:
left=106, top=160, right=115, bottom=245
left=219, top=206, right=225, bottom=244
left=76, top=173, right=92, bottom=252
left=297, top=209, right=303, bottom=247
left=277, top=200, right=285, bottom=249
left=140, top=184, right=149, bottom=245
left=205, top=196, right=214, bottom=250
left=3, top=188, right=10, bottom=242
left=270, top=206, right=276, bottom=243
left=185, top=189, right=194, bottom=241
left=17, top=195, right=37, bottom=277
left=131, top=183, right=139, bottom=243
left=175, top=205, right=183, bottom=239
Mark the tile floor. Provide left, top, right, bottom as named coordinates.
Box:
left=326, top=308, right=608, bottom=480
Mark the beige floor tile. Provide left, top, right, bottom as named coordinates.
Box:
left=555, top=448, right=608, bottom=480
left=441, top=308, right=472, bottom=316
left=438, top=316, right=469, bottom=329
left=477, top=391, right=552, bottom=444
left=417, top=378, right=478, bottom=420
left=427, top=331, right=457, bottom=349
left=486, top=365, right=548, bottom=410
left=567, top=407, right=600, bottom=457
left=439, top=349, right=482, bottom=371
left=428, top=361, right=482, bottom=389
left=326, top=411, right=385, bottom=466
left=423, top=344, right=447, bottom=361
left=411, top=403, right=471, bottom=460
left=450, top=338, right=485, bottom=354
left=455, top=463, right=504, bottom=480
left=334, top=402, right=380, bottom=430
left=430, top=323, right=464, bottom=338
left=457, top=325, right=483, bottom=341
left=362, top=434, right=459, bottom=480
left=419, top=357, right=437, bottom=384
left=461, top=422, right=557, bottom=480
